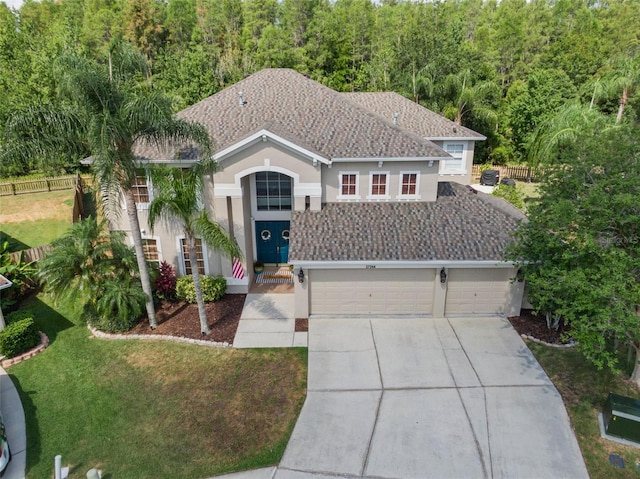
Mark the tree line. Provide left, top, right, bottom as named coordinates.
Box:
left=0, top=0, right=639, bottom=176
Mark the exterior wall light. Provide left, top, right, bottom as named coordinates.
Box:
left=440, top=267, right=447, bottom=284
left=298, top=268, right=305, bottom=283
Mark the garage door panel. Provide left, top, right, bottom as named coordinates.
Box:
left=310, top=269, right=435, bottom=316
left=445, top=269, right=511, bottom=315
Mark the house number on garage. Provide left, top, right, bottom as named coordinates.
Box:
left=366, top=265, right=376, bottom=269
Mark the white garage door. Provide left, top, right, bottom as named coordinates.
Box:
left=310, top=269, right=435, bottom=316
left=445, top=268, right=512, bottom=315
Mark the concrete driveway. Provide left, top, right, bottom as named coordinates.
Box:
left=276, top=316, right=588, bottom=479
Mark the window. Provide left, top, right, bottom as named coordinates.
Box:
left=342, top=174, right=357, bottom=195
left=372, top=174, right=386, bottom=195
left=142, top=238, right=160, bottom=264
left=338, top=172, right=360, bottom=199
left=397, top=171, right=420, bottom=199
left=132, top=173, right=150, bottom=204
left=367, top=172, right=390, bottom=199
left=180, top=238, right=205, bottom=275
left=255, top=172, right=292, bottom=211
left=443, top=143, right=465, bottom=172
left=401, top=173, right=417, bottom=195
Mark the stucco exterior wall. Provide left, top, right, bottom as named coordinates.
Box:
left=432, top=140, right=475, bottom=185
left=215, top=142, right=321, bottom=184
left=212, top=141, right=322, bottom=212
left=323, top=161, right=439, bottom=203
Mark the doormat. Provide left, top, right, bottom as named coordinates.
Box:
left=256, top=267, right=293, bottom=284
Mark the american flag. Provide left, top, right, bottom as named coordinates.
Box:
left=232, top=257, right=245, bottom=279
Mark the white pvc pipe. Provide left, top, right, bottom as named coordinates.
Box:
left=54, top=455, right=62, bottom=479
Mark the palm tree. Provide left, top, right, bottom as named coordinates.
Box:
left=1, top=46, right=211, bottom=328
left=442, top=69, right=499, bottom=127
left=604, top=53, right=640, bottom=124
left=148, top=160, right=241, bottom=335
left=526, top=102, right=611, bottom=168
left=38, top=217, right=147, bottom=329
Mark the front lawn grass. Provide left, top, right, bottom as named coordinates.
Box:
left=0, top=190, right=75, bottom=251
left=529, top=342, right=640, bottom=479
left=9, top=295, right=307, bottom=479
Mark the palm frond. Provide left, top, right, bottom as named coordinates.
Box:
left=1, top=105, right=87, bottom=168
left=194, top=211, right=242, bottom=260
left=527, top=102, right=610, bottom=166
left=96, top=277, right=147, bottom=322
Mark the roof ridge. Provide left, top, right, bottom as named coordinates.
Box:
left=342, top=91, right=485, bottom=140
left=136, top=68, right=457, bottom=161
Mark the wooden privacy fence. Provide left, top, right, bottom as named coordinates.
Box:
left=0, top=174, right=89, bottom=196
left=6, top=174, right=87, bottom=265
left=72, top=174, right=85, bottom=223
left=471, top=165, right=545, bottom=182
left=9, top=244, right=53, bottom=264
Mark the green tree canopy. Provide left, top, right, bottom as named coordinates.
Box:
left=506, top=125, right=640, bottom=384
left=2, top=47, right=212, bottom=328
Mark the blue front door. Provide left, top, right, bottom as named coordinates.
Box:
left=256, top=221, right=290, bottom=264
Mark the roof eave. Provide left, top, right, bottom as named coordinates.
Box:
left=426, top=135, right=487, bottom=141
left=290, top=260, right=516, bottom=269
left=214, top=129, right=330, bottom=165
left=329, top=156, right=448, bottom=163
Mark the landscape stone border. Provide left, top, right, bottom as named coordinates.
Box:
left=88, top=326, right=232, bottom=348
left=521, top=333, right=577, bottom=349
left=1, top=331, right=50, bottom=368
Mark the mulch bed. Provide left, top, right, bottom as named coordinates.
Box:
left=128, top=294, right=246, bottom=344
left=295, top=318, right=308, bottom=332
left=508, top=310, right=573, bottom=345
left=128, top=300, right=562, bottom=346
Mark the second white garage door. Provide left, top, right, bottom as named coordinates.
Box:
left=310, top=269, right=435, bottom=316
left=445, top=268, right=512, bottom=315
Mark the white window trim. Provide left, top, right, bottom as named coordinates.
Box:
left=139, top=235, right=163, bottom=264
left=441, top=142, right=466, bottom=174
left=337, top=171, right=361, bottom=200
left=123, top=173, right=153, bottom=211
left=176, top=236, right=210, bottom=276
left=396, top=171, right=421, bottom=200
left=254, top=171, right=293, bottom=212
left=366, top=171, right=391, bottom=200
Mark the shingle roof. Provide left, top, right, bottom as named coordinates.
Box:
left=289, top=182, right=525, bottom=262
left=133, top=69, right=450, bottom=161
left=342, top=92, right=485, bottom=140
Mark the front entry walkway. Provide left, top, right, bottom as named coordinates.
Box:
left=233, top=293, right=306, bottom=348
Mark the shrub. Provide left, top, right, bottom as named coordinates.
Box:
left=155, top=261, right=177, bottom=300
left=492, top=183, right=525, bottom=211
left=176, top=275, right=227, bottom=304
left=5, top=309, right=34, bottom=326
left=489, top=146, right=511, bottom=166
left=83, top=303, right=139, bottom=333
left=0, top=317, right=40, bottom=358
left=0, top=241, right=38, bottom=310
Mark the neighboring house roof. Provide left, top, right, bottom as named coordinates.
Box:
left=133, top=69, right=450, bottom=162
left=289, top=182, right=525, bottom=262
left=342, top=92, right=486, bottom=141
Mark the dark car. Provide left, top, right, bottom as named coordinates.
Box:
left=0, top=414, right=10, bottom=477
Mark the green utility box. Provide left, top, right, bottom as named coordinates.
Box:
left=603, top=393, right=640, bottom=443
